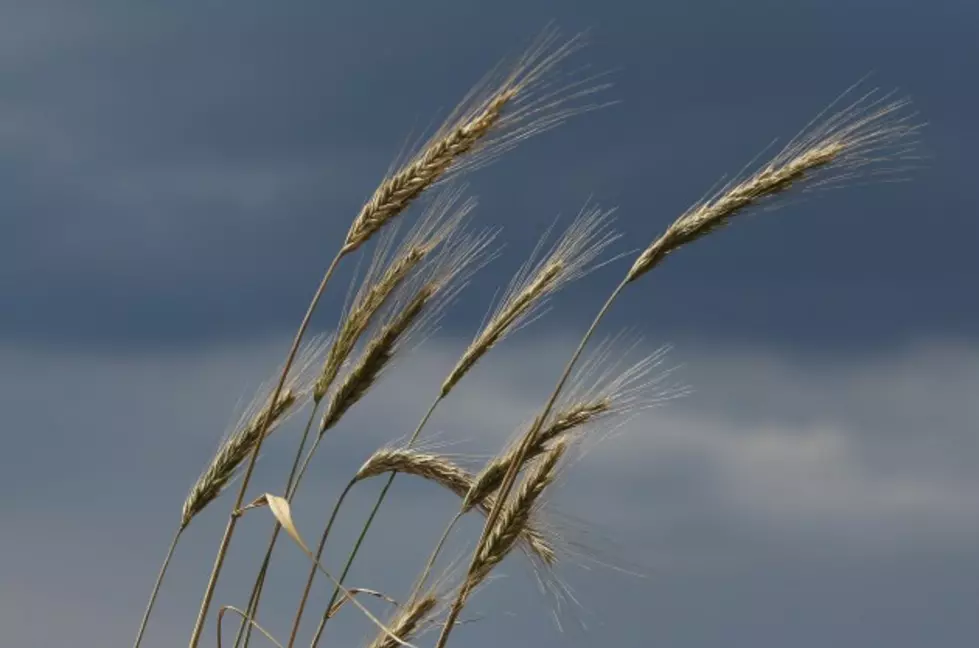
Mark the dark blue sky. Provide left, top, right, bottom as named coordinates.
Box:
left=1, top=0, right=975, bottom=351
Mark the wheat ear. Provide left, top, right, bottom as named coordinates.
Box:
left=432, top=85, right=920, bottom=648
left=366, top=595, right=439, bottom=648
left=230, top=191, right=476, bottom=648
left=182, top=390, right=296, bottom=528
left=353, top=448, right=556, bottom=563
left=342, top=27, right=606, bottom=254
left=461, top=403, right=603, bottom=513
left=628, top=88, right=920, bottom=281
left=442, top=203, right=618, bottom=395
left=464, top=441, right=568, bottom=602
left=133, top=337, right=324, bottom=648
left=303, top=204, right=617, bottom=646
left=409, top=339, right=678, bottom=597
left=286, top=231, right=497, bottom=648
left=200, top=26, right=604, bottom=648
left=316, top=188, right=475, bottom=401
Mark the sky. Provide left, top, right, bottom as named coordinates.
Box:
left=0, top=1, right=976, bottom=647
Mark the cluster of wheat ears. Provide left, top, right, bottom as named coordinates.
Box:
left=130, top=26, right=921, bottom=648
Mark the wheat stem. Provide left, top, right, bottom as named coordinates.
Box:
left=234, top=404, right=321, bottom=648
left=247, top=282, right=433, bottom=648
left=285, top=478, right=356, bottom=648
left=239, top=200, right=474, bottom=648
left=411, top=511, right=464, bottom=601
left=304, top=205, right=603, bottom=641
left=431, top=89, right=919, bottom=647
left=433, top=277, right=627, bottom=648
left=188, top=251, right=345, bottom=648
left=302, top=397, right=440, bottom=647
left=132, top=526, right=183, bottom=648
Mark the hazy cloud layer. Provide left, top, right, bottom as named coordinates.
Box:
left=2, top=333, right=976, bottom=647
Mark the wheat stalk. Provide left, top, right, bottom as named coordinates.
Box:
left=187, top=25, right=605, bottom=648
left=298, top=205, right=618, bottom=646
left=233, top=29, right=604, bottom=641
left=229, top=190, right=477, bottom=648
left=131, top=337, right=328, bottom=648
left=237, top=221, right=494, bottom=648
left=410, top=338, right=681, bottom=602
left=284, top=230, right=497, bottom=647
left=431, top=86, right=920, bottom=648
left=123, top=25, right=926, bottom=648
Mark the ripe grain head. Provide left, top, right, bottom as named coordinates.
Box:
left=343, top=26, right=611, bottom=254
left=315, top=188, right=476, bottom=402
left=353, top=447, right=558, bottom=567
left=319, top=228, right=498, bottom=433
left=467, top=440, right=568, bottom=592
left=366, top=594, right=438, bottom=648
left=441, top=202, right=618, bottom=396
left=628, top=85, right=922, bottom=282
left=180, top=337, right=328, bottom=528
left=463, top=335, right=681, bottom=513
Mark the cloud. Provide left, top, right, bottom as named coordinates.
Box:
left=1, top=332, right=977, bottom=646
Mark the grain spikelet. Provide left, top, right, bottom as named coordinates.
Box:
left=182, top=391, right=296, bottom=530
left=441, top=203, right=617, bottom=396
left=367, top=595, right=438, bottom=648
left=315, top=188, right=475, bottom=402
left=468, top=441, right=568, bottom=590
left=320, top=229, right=497, bottom=433
left=343, top=27, right=608, bottom=253
left=321, top=286, right=433, bottom=433
left=180, top=338, right=329, bottom=528
left=461, top=403, right=602, bottom=513
left=353, top=448, right=556, bottom=565
left=463, top=338, right=678, bottom=512
left=628, top=87, right=921, bottom=281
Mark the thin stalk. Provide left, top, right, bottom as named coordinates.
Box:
left=410, top=511, right=464, bottom=600
left=188, top=252, right=345, bottom=648
left=303, top=399, right=441, bottom=648
left=289, top=428, right=326, bottom=499
left=433, top=277, right=628, bottom=648
left=235, top=404, right=321, bottom=648
left=286, top=479, right=355, bottom=648
left=132, top=526, right=183, bottom=648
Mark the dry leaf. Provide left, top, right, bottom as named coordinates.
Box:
left=265, top=494, right=309, bottom=553
left=260, top=493, right=417, bottom=648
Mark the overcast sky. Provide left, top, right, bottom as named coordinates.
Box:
left=1, top=1, right=977, bottom=648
